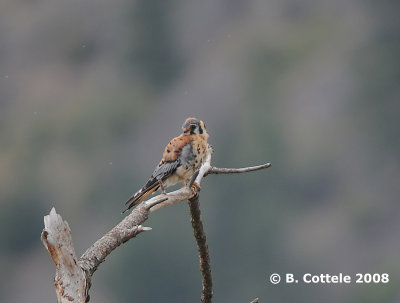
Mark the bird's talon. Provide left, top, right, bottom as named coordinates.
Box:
left=192, top=182, right=201, bottom=190
left=191, top=182, right=201, bottom=195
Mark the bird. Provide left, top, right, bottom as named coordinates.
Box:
left=123, top=117, right=210, bottom=212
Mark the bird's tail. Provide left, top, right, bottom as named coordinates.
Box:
left=123, top=179, right=160, bottom=213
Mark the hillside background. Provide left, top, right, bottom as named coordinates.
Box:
left=1, top=0, right=399, bottom=302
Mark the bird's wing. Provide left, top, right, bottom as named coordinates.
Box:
left=123, top=135, right=193, bottom=211
left=161, top=134, right=193, bottom=162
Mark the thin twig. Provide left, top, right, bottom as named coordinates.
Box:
left=206, top=163, right=271, bottom=176
left=188, top=195, right=213, bottom=303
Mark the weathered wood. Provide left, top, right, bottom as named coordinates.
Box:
left=41, top=143, right=271, bottom=302
left=41, top=208, right=87, bottom=303
left=78, top=206, right=151, bottom=278
left=188, top=195, right=213, bottom=303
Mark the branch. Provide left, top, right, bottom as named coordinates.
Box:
left=41, top=146, right=271, bottom=302
left=78, top=205, right=153, bottom=278
left=41, top=208, right=87, bottom=303
left=206, top=163, right=271, bottom=176
left=151, top=159, right=271, bottom=211
left=188, top=195, right=213, bottom=303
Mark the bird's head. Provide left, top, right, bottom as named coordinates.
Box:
left=182, top=117, right=208, bottom=136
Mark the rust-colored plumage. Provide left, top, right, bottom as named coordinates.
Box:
left=123, top=117, right=209, bottom=212
left=162, top=134, right=193, bottom=162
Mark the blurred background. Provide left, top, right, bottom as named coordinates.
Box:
left=1, top=0, right=399, bottom=302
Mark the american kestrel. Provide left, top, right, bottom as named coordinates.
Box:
left=124, top=117, right=210, bottom=212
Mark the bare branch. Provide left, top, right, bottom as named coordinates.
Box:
left=41, top=208, right=87, bottom=303
left=249, top=298, right=259, bottom=303
left=150, top=155, right=271, bottom=211
left=206, top=163, right=271, bottom=176
left=188, top=195, right=213, bottom=303
left=147, top=186, right=193, bottom=212
left=42, top=145, right=270, bottom=302
left=78, top=205, right=151, bottom=277
left=42, top=200, right=166, bottom=302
